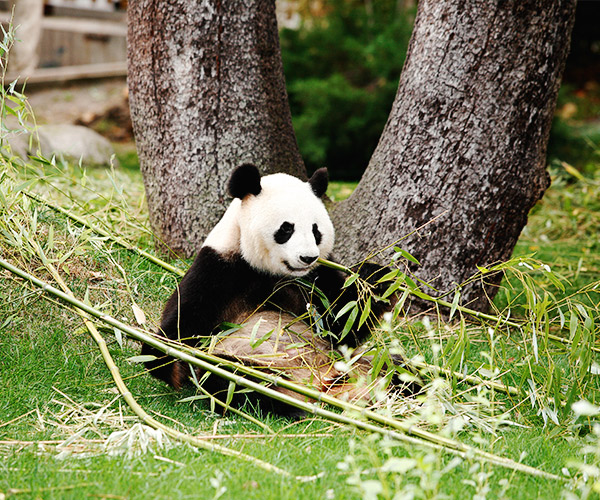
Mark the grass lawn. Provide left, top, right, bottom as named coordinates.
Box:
left=0, top=78, right=599, bottom=498
left=1, top=154, right=599, bottom=499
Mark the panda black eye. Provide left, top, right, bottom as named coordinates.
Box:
left=274, top=221, right=295, bottom=244
left=312, top=223, right=322, bottom=246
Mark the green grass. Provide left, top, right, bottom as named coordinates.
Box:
left=1, top=77, right=600, bottom=497
left=1, top=161, right=599, bottom=499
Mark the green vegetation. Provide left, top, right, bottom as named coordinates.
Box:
left=280, top=0, right=414, bottom=180
left=3, top=158, right=600, bottom=497
left=2, top=112, right=600, bottom=500
left=1, top=18, right=600, bottom=500
left=549, top=83, right=600, bottom=175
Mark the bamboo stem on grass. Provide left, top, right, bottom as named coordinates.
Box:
left=24, top=188, right=590, bottom=353
left=30, top=250, right=292, bottom=478
left=23, top=190, right=185, bottom=277
left=410, top=360, right=521, bottom=397
left=0, top=255, right=563, bottom=481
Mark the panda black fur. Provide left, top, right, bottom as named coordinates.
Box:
left=142, top=164, right=414, bottom=417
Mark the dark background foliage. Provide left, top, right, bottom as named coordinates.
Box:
left=280, top=0, right=414, bottom=180
left=280, top=0, right=599, bottom=181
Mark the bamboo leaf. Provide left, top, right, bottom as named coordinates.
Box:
left=340, top=306, right=359, bottom=340
left=561, top=161, right=584, bottom=180
left=250, top=327, right=274, bottom=349
left=225, top=381, right=236, bottom=409
left=382, top=280, right=403, bottom=300
left=13, top=178, right=36, bottom=193
left=449, top=289, right=460, bottom=321
left=394, top=247, right=420, bottom=265
left=46, top=224, right=54, bottom=251
left=249, top=318, right=267, bottom=348
left=557, top=307, right=565, bottom=330
left=376, top=269, right=399, bottom=283
left=532, top=326, right=539, bottom=363
left=569, top=311, right=578, bottom=341
left=114, top=327, right=124, bottom=348
left=126, top=355, right=157, bottom=363
left=334, top=300, right=358, bottom=322
left=342, top=272, right=360, bottom=288
left=132, top=302, right=146, bottom=325
left=402, top=273, right=418, bottom=290
left=358, top=296, right=372, bottom=329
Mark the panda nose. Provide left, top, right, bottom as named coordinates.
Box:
left=300, top=255, right=318, bottom=265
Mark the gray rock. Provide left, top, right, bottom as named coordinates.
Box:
left=36, top=124, right=117, bottom=166
left=5, top=124, right=117, bottom=167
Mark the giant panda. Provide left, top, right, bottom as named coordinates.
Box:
left=142, top=164, right=416, bottom=416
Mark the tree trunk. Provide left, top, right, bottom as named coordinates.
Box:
left=127, top=0, right=305, bottom=257
left=331, top=0, right=576, bottom=311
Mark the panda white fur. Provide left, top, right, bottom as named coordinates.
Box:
left=142, top=164, right=416, bottom=416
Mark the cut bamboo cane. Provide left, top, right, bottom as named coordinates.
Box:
left=31, top=246, right=292, bottom=478
left=0, top=255, right=564, bottom=482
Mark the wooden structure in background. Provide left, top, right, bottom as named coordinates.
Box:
left=1, top=0, right=126, bottom=84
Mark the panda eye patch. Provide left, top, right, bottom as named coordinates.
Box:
left=274, top=221, right=295, bottom=244
left=312, top=224, right=322, bottom=245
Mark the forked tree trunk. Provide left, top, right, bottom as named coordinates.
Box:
left=127, top=0, right=305, bottom=256
left=331, top=0, right=576, bottom=310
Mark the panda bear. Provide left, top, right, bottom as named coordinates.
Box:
left=142, top=164, right=415, bottom=416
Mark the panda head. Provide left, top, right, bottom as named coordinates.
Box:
left=227, top=164, right=335, bottom=277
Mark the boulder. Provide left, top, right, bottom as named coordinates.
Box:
left=5, top=124, right=117, bottom=167
left=35, top=124, right=117, bottom=166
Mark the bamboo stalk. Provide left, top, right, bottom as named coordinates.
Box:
left=410, top=360, right=521, bottom=397
left=318, top=258, right=600, bottom=354
left=0, top=434, right=334, bottom=446
left=0, top=255, right=564, bottom=481
left=30, top=250, right=292, bottom=478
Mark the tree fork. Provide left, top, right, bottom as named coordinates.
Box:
left=332, top=0, right=576, bottom=311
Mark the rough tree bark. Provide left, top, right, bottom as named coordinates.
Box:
left=127, top=0, right=305, bottom=256
left=331, top=0, right=576, bottom=310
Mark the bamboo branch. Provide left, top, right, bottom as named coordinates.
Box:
left=23, top=190, right=185, bottom=277
left=318, top=258, right=600, bottom=354
left=30, top=247, right=291, bottom=478
left=411, top=360, right=521, bottom=397
left=0, top=255, right=564, bottom=481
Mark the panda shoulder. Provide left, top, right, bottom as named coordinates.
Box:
left=179, top=246, right=240, bottom=289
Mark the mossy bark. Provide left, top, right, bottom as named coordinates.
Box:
left=331, top=0, right=576, bottom=310
left=127, top=0, right=304, bottom=257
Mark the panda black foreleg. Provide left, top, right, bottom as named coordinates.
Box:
left=143, top=247, right=243, bottom=390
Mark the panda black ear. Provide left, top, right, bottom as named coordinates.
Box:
left=228, top=164, right=262, bottom=199
left=308, top=168, right=328, bottom=198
